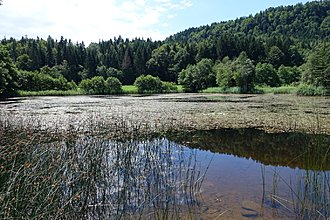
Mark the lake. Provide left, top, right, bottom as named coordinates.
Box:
left=0, top=94, right=329, bottom=219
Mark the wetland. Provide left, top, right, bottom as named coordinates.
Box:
left=0, top=93, right=329, bottom=219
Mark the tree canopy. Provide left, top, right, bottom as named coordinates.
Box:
left=0, top=1, right=329, bottom=95
left=0, top=45, right=18, bottom=97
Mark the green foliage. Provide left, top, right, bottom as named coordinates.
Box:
left=79, top=76, right=107, bottom=94
left=267, top=46, right=285, bottom=68
left=97, top=66, right=124, bottom=82
left=255, top=63, right=280, bottom=87
left=134, top=75, right=163, bottom=93
left=297, top=84, right=328, bottom=96
left=18, top=89, right=83, bottom=96
left=169, top=1, right=329, bottom=43
left=215, top=53, right=255, bottom=93
left=233, top=52, right=256, bottom=93
left=105, top=77, right=122, bottom=94
left=16, top=54, right=33, bottom=71
left=162, top=81, right=178, bottom=93
left=122, top=85, right=138, bottom=94
left=302, top=42, right=330, bottom=89
left=277, top=65, right=301, bottom=85
left=256, top=85, right=297, bottom=94
left=0, top=1, right=329, bottom=95
left=0, top=45, right=18, bottom=97
left=214, top=57, right=235, bottom=87
left=178, top=58, right=215, bottom=92
left=202, top=86, right=241, bottom=94
left=17, top=70, right=76, bottom=91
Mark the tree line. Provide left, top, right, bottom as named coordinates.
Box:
left=0, top=0, right=329, bottom=97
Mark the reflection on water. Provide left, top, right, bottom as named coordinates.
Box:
left=0, top=129, right=329, bottom=219
left=169, top=128, right=330, bottom=170
left=60, top=137, right=207, bottom=219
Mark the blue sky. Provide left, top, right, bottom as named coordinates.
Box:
left=0, top=0, right=310, bottom=44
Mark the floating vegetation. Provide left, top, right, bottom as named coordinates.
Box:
left=0, top=94, right=329, bottom=219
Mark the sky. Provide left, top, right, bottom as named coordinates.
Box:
left=0, top=0, right=310, bottom=44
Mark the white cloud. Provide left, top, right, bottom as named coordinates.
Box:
left=167, top=14, right=177, bottom=19
left=0, top=0, right=192, bottom=44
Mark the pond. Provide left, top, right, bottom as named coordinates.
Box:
left=1, top=128, right=329, bottom=219
left=0, top=94, right=329, bottom=219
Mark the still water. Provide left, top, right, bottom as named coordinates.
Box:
left=168, top=129, right=330, bottom=219
left=1, top=128, right=329, bottom=219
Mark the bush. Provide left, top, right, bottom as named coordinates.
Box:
left=214, top=53, right=255, bottom=93
left=277, top=65, right=301, bottom=85
left=297, top=84, right=328, bottom=96
left=134, top=75, right=163, bottom=93
left=179, top=59, right=215, bottom=92
left=202, top=86, right=241, bottom=94
left=105, top=77, right=122, bottom=94
left=255, top=63, right=280, bottom=87
left=79, top=76, right=106, bottom=94
left=18, top=70, right=76, bottom=91
left=162, top=81, right=178, bottom=93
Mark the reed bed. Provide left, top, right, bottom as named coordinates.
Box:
left=262, top=133, right=330, bottom=219
left=0, top=123, right=209, bottom=219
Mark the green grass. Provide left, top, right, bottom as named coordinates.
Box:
left=176, top=85, right=184, bottom=93
left=122, top=85, right=183, bottom=94
left=296, top=84, right=328, bottom=96
left=122, top=85, right=139, bottom=94
left=202, top=87, right=241, bottom=94
left=18, top=89, right=84, bottom=96
left=202, top=86, right=299, bottom=95
left=17, top=85, right=182, bottom=97
left=256, top=86, right=298, bottom=94
left=203, top=85, right=329, bottom=96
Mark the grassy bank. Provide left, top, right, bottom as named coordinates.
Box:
left=15, top=85, right=329, bottom=97
left=17, top=85, right=184, bottom=97
left=256, top=86, right=298, bottom=94
left=203, top=85, right=328, bottom=96
left=18, top=89, right=85, bottom=96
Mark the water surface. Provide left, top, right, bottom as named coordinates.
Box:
left=1, top=128, right=328, bottom=219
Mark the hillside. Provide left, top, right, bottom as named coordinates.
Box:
left=167, top=1, right=329, bottom=43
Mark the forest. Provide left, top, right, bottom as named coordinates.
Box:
left=0, top=0, right=329, bottom=97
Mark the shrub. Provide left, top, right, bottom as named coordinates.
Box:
left=179, top=59, right=215, bottom=92
left=277, top=65, right=301, bottom=85
left=255, top=63, right=280, bottom=87
left=162, top=81, right=178, bottom=93
left=105, top=77, right=122, bottom=94
left=79, top=76, right=106, bottom=94
left=214, top=53, right=255, bottom=93
left=18, top=70, right=76, bottom=91
left=134, top=75, right=163, bottom=93
left=297, top=84, right=328, bottom=96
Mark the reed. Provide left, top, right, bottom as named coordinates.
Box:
left=0, top=124, right=208, bottom=219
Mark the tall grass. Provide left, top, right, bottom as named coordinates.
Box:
left=256, top=85, right=298, bottom=94
left=265, top=132, right=330, bottom=219
left=18, top=89, right=84, bottom=97
left=0, top=126, right=207, bottom=219
left=202, top=87, right=241, bottom=94
left=296, top=84, right=328, bottom=96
